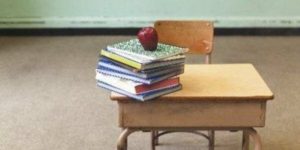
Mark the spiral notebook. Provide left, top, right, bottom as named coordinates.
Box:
left=106, top=39, right=188, bottom=62
left=100, top=50, right=185, bottom=70
left=97, top=81, right=182, bottom=101
left=98, top=57, right=184, bottom=79
left=96, top=68, right=184, bottom=84
left=96, top=73, right=180, bottom=94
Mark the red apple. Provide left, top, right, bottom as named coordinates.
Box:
left=137, top=27, right=158, bottom=51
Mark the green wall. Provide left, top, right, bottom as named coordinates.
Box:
left=0, top=0, right=299, bottom=28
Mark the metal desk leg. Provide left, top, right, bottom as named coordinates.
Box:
left=154, top=131, right=159, bottom=145
left=117, top=128, right=136, bottom=150
left=208, top=130, right=215, bottom=150
left=124, top=138, right=127, bottom=150
left=242, top=130, right=250, bottom=150
left=246, top=128, right=262, bottom=150
left=151, top=131, right=159, bottom=150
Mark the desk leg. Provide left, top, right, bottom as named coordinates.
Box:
left=124, top=138, right=128, bottom=150
left=154, top=131, right=159, bottom=145
left=117, top=128, right=136, bottom=150
left=151, top=131, right=159, bottom=150
left=242, top=130, right=249, bottom=150
left=208, top=130, right=215, bottom=150
left=246, top=128, right=262, bottom=150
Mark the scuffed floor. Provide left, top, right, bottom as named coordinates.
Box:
left=0, top=36, right=299, bottom=150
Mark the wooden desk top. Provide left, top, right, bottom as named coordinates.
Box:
left=111, top=64, right=274, bottom=101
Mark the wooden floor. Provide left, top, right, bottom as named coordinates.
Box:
left=0, top=35, right=299, bottom=150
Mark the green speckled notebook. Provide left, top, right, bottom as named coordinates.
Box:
left=106, top=39, right=187, bottom=62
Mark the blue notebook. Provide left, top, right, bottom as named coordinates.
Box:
left=97, top=81, right=182, bottom=101
left=96, top=68, right=184, bottom=84
left=98, top=57, right=184, bottom=79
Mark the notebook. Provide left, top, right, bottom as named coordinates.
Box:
left=100, top=50, right=185, bottom=70
left=96, top=68, right=184, bottom=84
left=100, top=50, right=142, bottom=69
left=106, top=39, right=188, bottom=62
left=97, top=81, right=182, bottom=101
left=98, top=57, right=184, bottom=79
left=96, top=73, right=180, bottom=94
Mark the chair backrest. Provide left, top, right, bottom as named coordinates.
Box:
left=154, top=20, right=214, bottom=64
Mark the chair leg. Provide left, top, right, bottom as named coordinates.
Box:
left=117, top=128, right=136, bottom=150
left=208, top=130, right=215, bottom=150
left=242, top=130, right=249, bottom=150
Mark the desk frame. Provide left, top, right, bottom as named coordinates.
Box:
left=115, top=99, right=267, bottom=150
left=117, top=127, right=260, bottom=150
left=111, top=64, right=273, bottom=150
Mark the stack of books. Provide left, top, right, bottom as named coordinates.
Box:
left=96, top=39, right=187, bottom=101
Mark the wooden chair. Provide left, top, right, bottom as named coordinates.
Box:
left=151, top=20, right=214, bottom=150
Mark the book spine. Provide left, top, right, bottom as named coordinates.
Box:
left=100, top=50, right=142, bottom=70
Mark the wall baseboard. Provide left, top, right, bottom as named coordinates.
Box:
left=1, top=17, right=300, bottom=29
left=1, top=28, right=300, bottom=36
